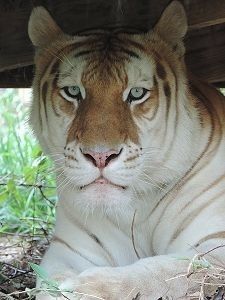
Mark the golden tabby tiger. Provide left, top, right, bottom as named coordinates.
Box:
left=28, top=1, right=225, bottom=299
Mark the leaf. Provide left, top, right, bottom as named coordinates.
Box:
left=31, top=145, right=43, bottom=158
left=192, top=259, right=211, bottom=270
left=29, top=263, right=59, bottom=288
left=0, top=190, right=8, bottom=203
left=23, top=165, right=38, bottom=184
left=7, top=179, right=16, bottom=193
left=29, top=263, right=49, bottom=280
left=172, top=256, right=190, bottom=261
left=33, top=156, right=47, bottom=168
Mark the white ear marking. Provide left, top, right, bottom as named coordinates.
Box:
left=28, top=6, right=63, bottom=47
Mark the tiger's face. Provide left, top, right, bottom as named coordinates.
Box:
left=29, top=4, right=197, bottom=212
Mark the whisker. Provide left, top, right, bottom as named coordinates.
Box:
left=53, top=157, right=64, bottom=162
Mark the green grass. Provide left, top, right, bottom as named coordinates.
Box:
left=0, top=89, right=56, bottom=237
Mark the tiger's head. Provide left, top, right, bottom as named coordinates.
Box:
left=29, top=1, right=199, bottom=213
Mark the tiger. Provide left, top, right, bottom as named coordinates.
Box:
left=28, top=1, right=225, bottom=299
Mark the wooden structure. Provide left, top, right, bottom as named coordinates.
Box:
left=0, top=0, right=225, bottom=88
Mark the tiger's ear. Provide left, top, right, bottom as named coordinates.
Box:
left=154, top=1, right=188, bottom=54
left=28, top=6, right=63, bottom=47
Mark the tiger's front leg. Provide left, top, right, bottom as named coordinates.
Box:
left=60, top=257, right=189, bottom=300
left=36, top=240, right=225, bottom=300
left=36, top=261, right=182, bottom=300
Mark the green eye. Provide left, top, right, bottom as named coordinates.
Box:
left=127, top=87, right=149, bottom=103
left=63, top=86, right=82, bottom=100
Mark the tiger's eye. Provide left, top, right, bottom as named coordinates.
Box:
left=61, top=86, right=83, bottom=102
left=130, top=88, right=144, bottom=98
left=127, top=87, right=149, bottom=103
left=66, top=86, right=80, bottom=97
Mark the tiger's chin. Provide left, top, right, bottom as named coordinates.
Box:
left=75, top=181, right=132, bottom=214
left=79, top=178, right=127, bottom=192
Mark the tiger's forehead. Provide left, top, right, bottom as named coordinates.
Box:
left=57, top=43, right=154, bottom=90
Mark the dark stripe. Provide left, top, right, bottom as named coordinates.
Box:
left=75, top=46, right=139, bottom=60
left=115, top=47, right=139, bottom=59
left=174, top=69, right=179, bottom=133
left=123, top=38, right=145, bottom=52
left=90, top=234, right=101, bottom=245
left=52, top=236, right=98, bottom=266
left=74, top=49, right=99, bottom=58
left=56, top=213, right=116, bottom=266
left=164, top=81, right=171, bottom=121
left=38, top=83, right=43, bottom=131
left=41, top=81, right=48, bottom=120
left=88, top=235, right=115, bottom=265
left=51, top=75, right=60, bottom=117
left=184, top=82, right=221, bottom=180
left=146, top=76, right=159, bottom=121
left=132, top=292, right=141, bottom=300
left=162, top=69, right=178, bottom=162
left=156, top=61, right=166, bottom=80
left=164, top=82, right=171, bottom=99
left=168, top=184, right=225, bottom=247
left=50, top=60, right=60, bottom=75
left=195, top=231, right=225, bottom=248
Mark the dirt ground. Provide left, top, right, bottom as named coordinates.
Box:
left=0, top=235, right=49, bottom=299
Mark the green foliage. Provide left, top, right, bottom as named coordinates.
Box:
left=28, top=263, right=73, bottom=298
left=0, top=89, right=56, bottom=236
left=29, top=263, right=59, bottom=289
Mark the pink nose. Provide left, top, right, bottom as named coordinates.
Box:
left=82, top=149, right=122, bottom=168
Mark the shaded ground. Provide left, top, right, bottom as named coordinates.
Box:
left=0, top=235, right=49, bottom=299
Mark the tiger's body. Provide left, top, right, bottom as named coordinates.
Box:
left=28, top=1, right=225, bottom=299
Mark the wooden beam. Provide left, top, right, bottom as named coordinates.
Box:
left=182, top=0, right=225, bottom=30
left=1, top=0, right=225, bottom=72
left=0, top=66, right=34, bottom=88
left=185, top=24, right=225, bottom=83
left=0, top=0, right=225, bottom=87
left=186, top=45, right=225, bottom=84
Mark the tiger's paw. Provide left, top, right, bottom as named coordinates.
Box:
left=60, top=266, right=143, bottom=300
left=36, top=267, right=168, bottom=300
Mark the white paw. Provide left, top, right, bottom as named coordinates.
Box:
left=60, top=267, right=142, bottom=300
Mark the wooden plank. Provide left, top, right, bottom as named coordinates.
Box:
left=186, top=45, right=225, bottom=83
left=185, top=24, right=225, bottom=83
left=0, top=66, right=34, bottom=88
left=186, top=24, right=225, bottom=53
left=182, top=0, right=225, bottom=30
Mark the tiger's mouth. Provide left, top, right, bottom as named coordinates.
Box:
left=79, top=177, right=127, bottom=190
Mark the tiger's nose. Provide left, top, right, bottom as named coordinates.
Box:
left=81, top=148, right=123, bottom=168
